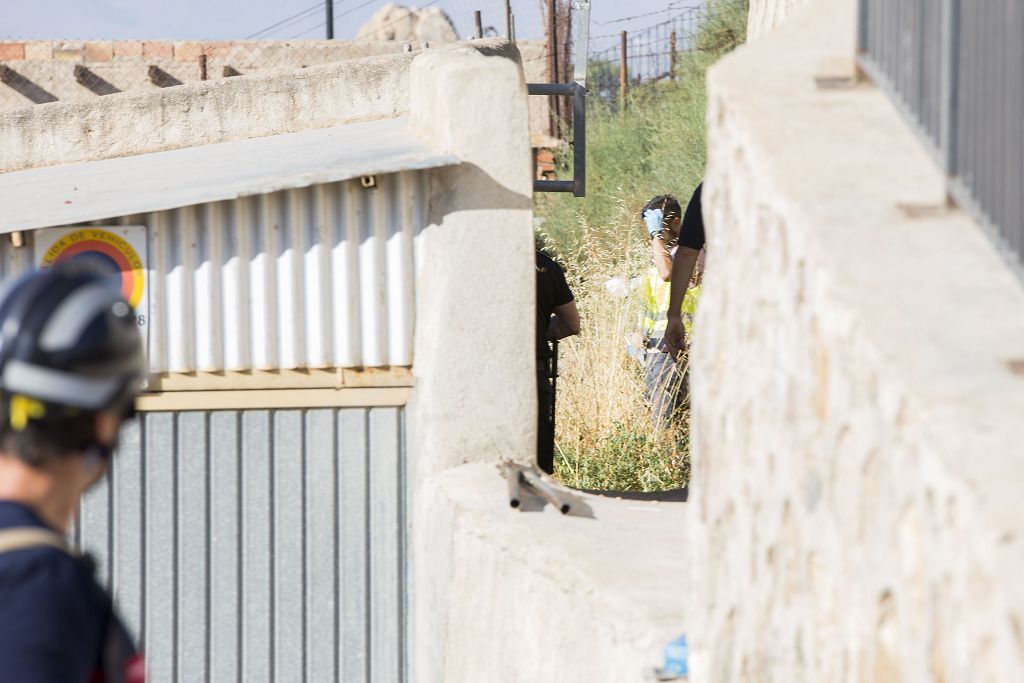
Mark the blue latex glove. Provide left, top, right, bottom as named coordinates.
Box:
left=643, top=208, right=664, bottom=238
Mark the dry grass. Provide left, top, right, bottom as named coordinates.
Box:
left=540, top=202, right=692, bottom=492
left=536, top=1, right=748, bottom=492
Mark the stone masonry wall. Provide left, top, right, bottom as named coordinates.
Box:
left=690, top=0, right=1024, bottom=681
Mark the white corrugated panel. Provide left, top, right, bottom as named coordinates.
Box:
left=9, top=172, right=425, bottom=373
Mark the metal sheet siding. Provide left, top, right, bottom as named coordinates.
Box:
left=77, top=407, right=407, bottom=683
left=84, top=171, right=424, bottom=373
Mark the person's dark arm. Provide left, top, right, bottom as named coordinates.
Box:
left=666, top=183, right=704, bottom=357
left=547, top=301, right=580, bottom=340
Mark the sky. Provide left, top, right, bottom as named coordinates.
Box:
left=1, top=0, right=704, bottom=55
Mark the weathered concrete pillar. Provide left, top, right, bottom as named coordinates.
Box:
left=404, top=40, right=534, bottom=681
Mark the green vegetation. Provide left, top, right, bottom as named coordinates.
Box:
left=538, top=1, right=748, bottom=492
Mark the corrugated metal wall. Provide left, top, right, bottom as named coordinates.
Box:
left=75, top=407, right=407, bottom=683
left=3, top=171, right=425, bottom=373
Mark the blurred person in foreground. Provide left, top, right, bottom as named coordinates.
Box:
left=536, top=251, right=580, bottom=475
left=639, top=183, right=705, bottom=429
left=0, top=260, right=146, bottom=682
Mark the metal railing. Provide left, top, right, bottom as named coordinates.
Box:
left=858, top=0, right=1024, bottom=272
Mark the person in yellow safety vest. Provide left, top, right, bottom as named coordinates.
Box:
left=640, top=185, right=705, bottom=429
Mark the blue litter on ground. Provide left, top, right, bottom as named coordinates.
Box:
left=662, top=634, right=688, bottom=677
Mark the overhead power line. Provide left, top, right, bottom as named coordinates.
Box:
left=288, top=0, right=382, bottom=39
left=245, top=2, right=323, bottom=40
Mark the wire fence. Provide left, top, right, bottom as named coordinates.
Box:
left=584, top=2, right=744, bottom=106
left=858, top=0, right=1024, bottom=273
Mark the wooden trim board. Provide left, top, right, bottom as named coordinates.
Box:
left=145, top=367, right=414, bottom=392
left=136, top=387, right=412, bottom=412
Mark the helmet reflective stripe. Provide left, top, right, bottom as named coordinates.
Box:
left=2, top=359, right=123, bottom=411
left=39, top=281, right=123, bottom=353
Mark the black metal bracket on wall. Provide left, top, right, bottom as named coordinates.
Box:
left=527, top=82, right=587, bottom=197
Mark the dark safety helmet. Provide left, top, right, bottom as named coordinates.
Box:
left=0, top=259, right=145, bottom=436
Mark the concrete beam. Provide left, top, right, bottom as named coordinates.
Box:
left=147, top=65, right=183, bottom=87
left=73, top=64, right=120, bottom=96
left=0, top=65, right=57, bottom=104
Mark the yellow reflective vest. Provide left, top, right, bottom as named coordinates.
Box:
left=638, top=268, right=700, bottom=345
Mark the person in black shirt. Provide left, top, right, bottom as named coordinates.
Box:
left=666, top=182, right=705, bottom=358
left=0, top=261, right=146, bottom=683
left=536, top=251, right=580, bottom=474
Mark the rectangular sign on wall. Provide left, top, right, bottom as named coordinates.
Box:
left=33, top=225, right=150, bottom=355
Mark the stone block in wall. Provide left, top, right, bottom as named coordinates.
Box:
left=53, top=42, right=84, bottom=61
left=24, top=42, right=52, bottom=60
left=0, top=43, right=26, bottom=60
left=174, top=42, right=203, bottom=62
left=143, top=42, right=173, bottom=60
left=201, top=42, right=233, bottom=59
left=84, top=42, right=113, bottom=62
left=114, top=41, right=144, bottom=58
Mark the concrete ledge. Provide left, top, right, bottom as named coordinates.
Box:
left=0, top=51, right=416, bottom=173
left=692, top=0, right=1024, bottom=680
left=415, top=464, right=687, bottom=682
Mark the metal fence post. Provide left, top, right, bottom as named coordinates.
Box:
left=573, top=82, right=586, bottom=197
left=670, top=31, right=677, bottom=82
left=939, top=0, right=961, bottom=178
left=619, top=31, right=628, bottom=111
left=549, top=0, right=561, bottom=134
left=856, top=0, right=868, bottom=54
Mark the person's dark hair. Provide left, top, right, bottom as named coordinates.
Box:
left=0, top=412, right=101, bottom=468
left=641, top=194, right=682, bottom=221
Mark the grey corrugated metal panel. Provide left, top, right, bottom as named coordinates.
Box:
left=76, top=406, right=407, bottom=683
left=112, top=417, right=145, bottom=644
left=207, top=411, right=241, bottom=683
left=306, top=409, right=340, bottom=683
left=339, top=408, right=371, bottom=683
left=241, top=410, right=274, bottom=683
left=208, top=411, right=242, bottom=683
left=144, top=412, right=177, bottom=683
left=370, top=407, right=404, bottom=683
left=273, top=410, right=306, bottom=683
left=177, top=412, right=209, bottom=683
left=0, top=117, right=459, bottom=233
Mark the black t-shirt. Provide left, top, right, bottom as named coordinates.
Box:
left=678, top=182, right=705, bottom=251
left=0, top=501, right=142, bottom=683
left=536, top=252, right=574, bottom=358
